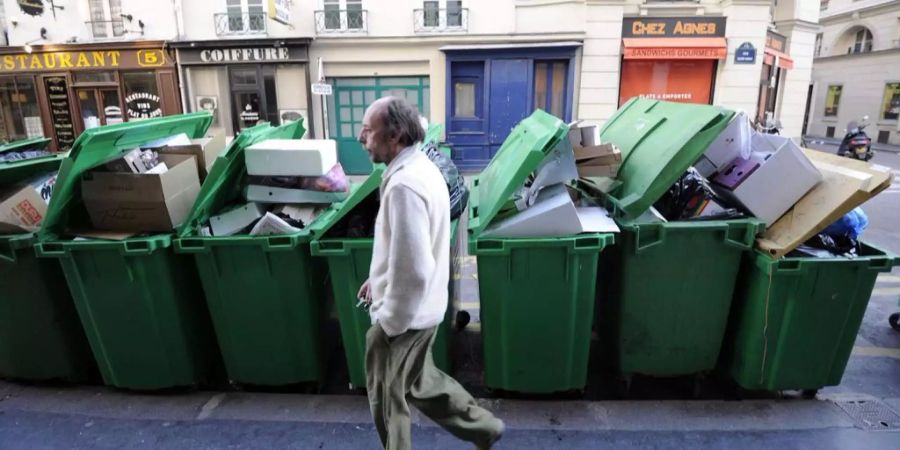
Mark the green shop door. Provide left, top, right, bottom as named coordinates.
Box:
left=327, top=77, right=430, bottom=174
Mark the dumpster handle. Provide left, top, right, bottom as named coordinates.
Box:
left=123, top=240, right=153, bottom=255
left=266, top=236, right=296, bottom=250
left=176, top=238, right=206, bottom=252
left=0, top=240, right=16, bottom=263
left=37, top=242, right=66, bottom=256
left=314, top=240, right=347, bottom=255
left=475, top=240, right=506, bottom=255
left=775, top=259, right=802, bottom=273
left=722, top=223, right=754, bottom=250
left=868, top=257, right=894, bottom=272
left=634, top=224, right=664, bottom=254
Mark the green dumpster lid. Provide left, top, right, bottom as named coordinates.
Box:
left=310, top=123, right=445, bottom=239
left=466, top=109, right=570, bottom=237
left=600, top=98, right=735, bottom=219
left=0, top=152, right=67, bottom=186
left=176, top=119, right=305, bottom=237
left=0, top=137, right=51, bottom=154
left=39, top=112, right=213, bottom=239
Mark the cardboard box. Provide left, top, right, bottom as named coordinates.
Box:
left=0, top=172, right=56, bottom=233
left=482, top=184, right=619, bottom=237
left=81, top=153, right=201, bottom=232
left=104, top=148, right=152, bottom=174
left=246, top=139, right=337, bottom=177
left=569, top=122, right=621, bottom=162
left=245, top=184, right=348, bottom=204
left=577, top=164, right=620, bottom=178
left=756, top=149, right=893, bottom=258
left=712, top=134, right=821, bottom=226
left=210, top=202, right=266, bottom=236
left=155, top=131, right=225, bottom=182
left=695, top=112, right=753, bottom=178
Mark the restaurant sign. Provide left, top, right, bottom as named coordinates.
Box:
left=0, top=48, right=171, bottom=73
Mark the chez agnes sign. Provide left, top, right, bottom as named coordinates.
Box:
left=0, top=48, right=171, bottom=73
left=622, top=17, right=727, bottom=38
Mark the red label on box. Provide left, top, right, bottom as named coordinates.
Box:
left=14, top=199, right=43, bottom=226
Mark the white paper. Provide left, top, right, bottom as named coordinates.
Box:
left=575, top=207, right=620, bottom=233
left=144, top=162, right=169, bottom=175
left=250, top=212, right=302, bottom=236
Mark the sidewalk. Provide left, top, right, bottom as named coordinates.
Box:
left=803, top=135, right=900, bottom=153
left=2, top=380, right=899, bottom=450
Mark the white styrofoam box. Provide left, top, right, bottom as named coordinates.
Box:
left=713, top=134, right=821, bottom=226
left=245, top=139, right=337, bottom=177
left=696, top=112, right=753, bottom=178
left=210, top=202, right=266, bottom=236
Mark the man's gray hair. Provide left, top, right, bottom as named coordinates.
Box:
left=380, top=96, right=426, bottom=147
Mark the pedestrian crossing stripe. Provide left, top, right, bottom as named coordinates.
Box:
left=460, top=301, right=479, bottom=310
left=852, top=346, right=900, bottom=359
left=877, top=274, right=900, bottom=284
left=871, top=287, right=900, bottom=297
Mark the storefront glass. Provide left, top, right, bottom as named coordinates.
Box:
left=0, top=75, right=44, bottom=142
left=824, top=85, right=842, bottom=117
left=123, top=72, right=162, bottom=120
left=619, top=60, right=715, bottom=106
left=881, top=82, right=900, bottom=121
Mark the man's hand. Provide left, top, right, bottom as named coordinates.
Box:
left=358, top=279, right=373, bottom=305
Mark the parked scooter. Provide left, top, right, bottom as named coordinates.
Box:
left=837, top=116, right=874, bottom=161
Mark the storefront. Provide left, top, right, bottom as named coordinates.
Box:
left=756, top=31, right=795, bottom=126
left=172, top=39, right=312, bottom=139
left=0, top=41, right=181, bottom=151
left=618, top=17, right=727, bottom=106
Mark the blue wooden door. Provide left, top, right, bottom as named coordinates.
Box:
left=488, top=59, right=530, bottom=157
left=447, top=61, right=488, bottom=171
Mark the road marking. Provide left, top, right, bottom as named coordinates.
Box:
left=196, top=393, right=227, bottom=420
left=467, top=322, right=482, bottom=332
left=877, top=274, right=900, bottom=284
left=872, top=287, right=900, bottom=297
left=461, top=301, right=480, bottom=310
left=852, top=346, right=900, bottom=359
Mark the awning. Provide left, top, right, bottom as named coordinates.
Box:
left=763, top=48, right=794, bottom=70
left=622, top=38, right=727, bottom=60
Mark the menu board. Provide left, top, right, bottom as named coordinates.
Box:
left=44, top=76, right=76, bottom=151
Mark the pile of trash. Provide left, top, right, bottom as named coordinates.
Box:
left=200, top=138, right=349, bottom=237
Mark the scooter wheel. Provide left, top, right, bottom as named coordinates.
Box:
left=890, top=313, right=900, bottom=332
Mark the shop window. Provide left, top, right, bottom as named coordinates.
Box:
left=0, top=76, right=43, bottom=142
left=533, top=61, right=567, bottom=118
left=123, top=72, right=162, bottom=120
left=619, top=60, right=716, bottom=106
left=826, top=126, right=835, bottom=138
left=849, top=28, right=873, bottom=54
left=881, top=82, right=900, bottom=121
left=824, top=85, right=842, bottom=116
left=88, top=0, right=125, bottom=39
left=74, top=71, right=117, bottom=84
left=227, top=0, right=265, bottom=32
left=877, top=130, right=890, bottom=144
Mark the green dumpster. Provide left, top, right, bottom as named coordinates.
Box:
left=0, top=151, right=96, bottom=382
left=467, top=109, right=614, bottom=394
left=173, top=120, right=329, bottom=387
left=0, top=137, right=51, bottom=153
left=724, top=243, right=898, bottom=393
left=310, top=130, right=457, bottom=389
left=34, top=113, right=223, bottom=390
left=596, top=98, right=764, bottom=382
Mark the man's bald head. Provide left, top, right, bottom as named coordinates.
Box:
left=358, top=96, right=425, bottom=164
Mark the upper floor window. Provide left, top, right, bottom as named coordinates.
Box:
left=850, top=28, right=873, bottom=54
left=815, top=33, right=823, bottom=57
left=323, top=0, right=364, bottom=31
left=226, top=0, right=266, bottom=33
left=88, top=0, right=125, bottom=39
left=820, top=0, right=829, bottom=11
left=416, top=0, right=466, bottom=33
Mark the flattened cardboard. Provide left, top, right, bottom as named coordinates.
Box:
left=155, top=131, right=226, bottom=181
left=756, top=149, right=893, bottom=258
left=0, top=172, right=56, bottom=233
left=82, top=153, right=201, bottom=232
left=577, top=164, right=620, bottom=178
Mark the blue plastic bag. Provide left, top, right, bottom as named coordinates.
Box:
left=823, top=207, right=869, bottom=240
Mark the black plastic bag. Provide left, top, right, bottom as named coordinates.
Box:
left=421, top=142, right=468, bottom=221
left=654, top=167, right=742, bottom=221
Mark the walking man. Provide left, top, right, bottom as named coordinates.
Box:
left=357, top=96, right=504, bottom=449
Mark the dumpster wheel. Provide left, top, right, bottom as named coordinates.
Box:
left=890, top=313, right=900, bottom=332
left=801, top=389, right=818, bottom=399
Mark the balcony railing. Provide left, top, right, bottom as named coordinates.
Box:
left=215, top=12, right=267, bottom=36
left=414, top=8, right=468, bottom=33
left=315, top=9, right=368, bottom=34
left=85, top=20, right=126, bottom=40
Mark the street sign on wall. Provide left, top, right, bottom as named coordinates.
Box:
left=311, top=83, right=333, bottom=95
left=735, top=42, right=757, bottom=64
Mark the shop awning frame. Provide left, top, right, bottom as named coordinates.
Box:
left=622, top=38, right=727, bottom=60
left=763, top=48, right=794, bottom=70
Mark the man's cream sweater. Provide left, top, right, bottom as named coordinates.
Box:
left=369, top=145, right=451, bottom=337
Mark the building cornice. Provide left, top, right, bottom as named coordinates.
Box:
left=814, top=46, right=900, bottom=62
left=773, top=19, right=821, bottom=33
left=820, top=1, right=900, bottom=24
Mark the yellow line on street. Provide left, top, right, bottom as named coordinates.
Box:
left=460, top=301, right=480, bottom=310
left=872, top=287, right=900, bottom=297
left=877, top=274, right=900, bottom=284
left=852, top=346, right=900, bottom=359
left=467, top=322, right=481, bottom=332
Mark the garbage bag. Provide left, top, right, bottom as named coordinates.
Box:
left=0, top=150, right=52, bottom=163
left=822, top=207, right=868, bottom=240
left=795, top=232, right=859, bottom=258
left=421, top=142, right=468, bottom=221
left=654, top=167, right=742, bottom=221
